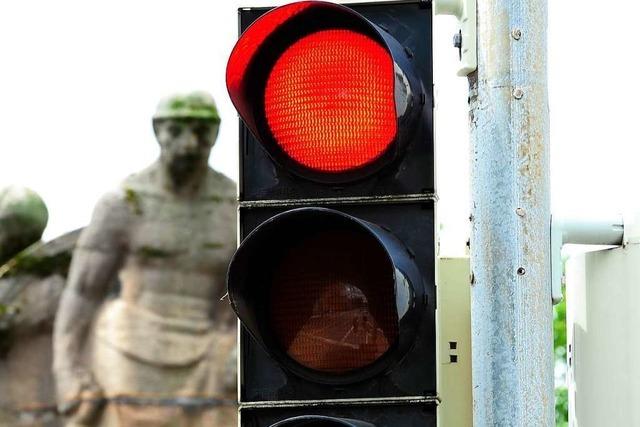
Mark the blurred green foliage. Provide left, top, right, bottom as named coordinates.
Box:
left=555, top=387, right=569, bottom=427
left=554, top=282, right=568, bottom=426
left=554, top=286, right=567, bottom=361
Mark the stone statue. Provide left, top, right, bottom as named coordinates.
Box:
left=0, top=187, right=63, bottom=427
left=53, top=92, right=238, bottom=427
left=1, top=229, right=81, bottom=427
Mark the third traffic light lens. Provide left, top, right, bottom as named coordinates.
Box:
left=264, top=29, right=397, bottom=173
left=269, top=229, right=399, bottom=374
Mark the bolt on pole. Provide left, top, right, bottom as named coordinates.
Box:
left=468, top=0, right=554, bottom=425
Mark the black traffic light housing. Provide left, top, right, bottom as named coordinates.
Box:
left=229, top=0, right=434, bottom=200
left=226, top=1, right=436, bottom=426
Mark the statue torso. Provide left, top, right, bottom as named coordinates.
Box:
left=114, top=166, right=237, bottom=321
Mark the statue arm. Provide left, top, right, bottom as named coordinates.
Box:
left=53, top=192, right=129, bottom=406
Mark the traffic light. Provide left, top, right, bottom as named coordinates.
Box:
left=226, top=1, right=435, bottom=425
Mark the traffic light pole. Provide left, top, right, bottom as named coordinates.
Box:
left=468, top=0, right=553, bottom=425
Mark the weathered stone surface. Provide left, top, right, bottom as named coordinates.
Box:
left=53, top=92, right=238, bottom=427
left=0, top=230, right=81, bottom=427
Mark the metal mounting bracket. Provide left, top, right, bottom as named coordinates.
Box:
left=550, top=215, right=624, bottom=305
left=433, top=0, right=477, bottom=76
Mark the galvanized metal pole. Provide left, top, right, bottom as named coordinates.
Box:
left=468, top=0, right=553, bottom=425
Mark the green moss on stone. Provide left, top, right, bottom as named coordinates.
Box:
left=124, top=188, right=143, bottom=215
left=0, top=250, right=72, bottom=279
left=137, top=246, right=172, bottom=259
left=154, top=92, right=221, bottom=123
left=0, top=304, right=15, bottom=357
left=207, top=195, right=235, bottom=203
left=203, top=242, right=224, bottom=249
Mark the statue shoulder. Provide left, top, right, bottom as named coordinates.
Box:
left=205, top=169, right=237, bottom=201
left=92, top=166, right=156, bottom=223
left=87, top=188, right=137, bottom=226
left=117, top=164, right=163, bottom=212
left=120, top=164, right=158, bottom=194
left=93, top=190, right=129, bottom=215
left=77, top=189, right=132, bottom=249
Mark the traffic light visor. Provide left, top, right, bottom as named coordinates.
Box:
left=227, top=208, right=426, bottom=383
left=227, top=1, right=421, bottom=182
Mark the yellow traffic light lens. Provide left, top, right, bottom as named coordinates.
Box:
left=269, top=229, right=399, bottom=374
left=264, top=29, right=397, bottom=173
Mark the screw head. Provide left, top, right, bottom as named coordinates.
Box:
left=517, top=267, right=526, bottom=276
left=513, top=88, right=524, bottom=99
left=511, top=28, right=522, bottom=40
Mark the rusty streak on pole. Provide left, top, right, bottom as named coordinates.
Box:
left=468, top=0, right=554, bottom=425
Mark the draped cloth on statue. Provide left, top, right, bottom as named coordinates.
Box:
left=67, top=299, right=237, bottom=427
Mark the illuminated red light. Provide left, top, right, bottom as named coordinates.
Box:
left=226, top=1, right=313, bottom=109
left=264, top=29, right=397, bottom=173
left=269, top=230, right=399, bottom=374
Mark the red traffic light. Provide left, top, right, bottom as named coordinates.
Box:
left=227, top=208, right=426, bottom=384
left=226, top=1, right=423, bottom=182
left=264, top=29, right=396, bottom=173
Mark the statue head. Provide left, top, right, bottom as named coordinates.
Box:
left=152, top=92, right=221, bottom=187
left=0, top=186, right=48, bottom=265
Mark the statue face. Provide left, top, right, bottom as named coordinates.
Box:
left=154, top=119, right=219, bottom=185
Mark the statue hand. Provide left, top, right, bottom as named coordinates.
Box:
left=56, top=368, right=105, bottom=424
left=60, top=397, right=104, bottom=425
